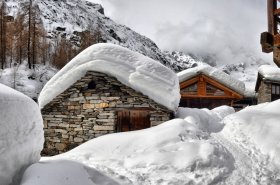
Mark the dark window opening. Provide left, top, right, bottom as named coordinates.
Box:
left=181, top=83, right=198, bottom=95
left=272, top=84, right=280, bottom=101
left=206, top=83, right=225, bottom=96
left=88, top=81, right=96, bottom=89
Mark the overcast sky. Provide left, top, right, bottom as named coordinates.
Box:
left=90, top=0, right=272, bottom=65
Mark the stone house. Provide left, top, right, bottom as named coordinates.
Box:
left=39, top=43, right=180, bottom=156
left=255, top=65, right=280, bottom=104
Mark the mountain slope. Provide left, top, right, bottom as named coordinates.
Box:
left=6, top=0, right=173, bottom=67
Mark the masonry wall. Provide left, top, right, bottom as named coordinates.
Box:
left=257, top=81, right=271, bottom=104
left=41, top=71, right=172, bottom=155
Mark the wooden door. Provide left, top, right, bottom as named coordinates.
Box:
left=117, top=110, right=150, bottom=132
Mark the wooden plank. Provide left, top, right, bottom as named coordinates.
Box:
left=197, top=76, right=206, bottom=96
left=180, top=77, right=198, bottom=89
left=274, top=34, right=280, bottom=46
left=268, top=0, right=278, bottom=35
left=201, top=75, right=243, bottom=99
left=117, top=110, right=130, bottom=132
left=181, top=94, right=236, bottom=99
left=130, top=110, right=150, bottom=130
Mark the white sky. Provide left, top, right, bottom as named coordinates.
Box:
left=89, top=0, right=272, bottom=65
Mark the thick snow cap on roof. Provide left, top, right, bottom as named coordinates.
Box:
left=177, top=65, right=245, bottom=95
left=258, top=65, right=280, bottom=82
left=38, top=43, right=180, bottom=111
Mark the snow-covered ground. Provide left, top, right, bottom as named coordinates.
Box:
left=1, top=83, right=280, bottom=184
left=17, top=101, right=280, bottom=185
left=0, top=62, right=57, bottom=100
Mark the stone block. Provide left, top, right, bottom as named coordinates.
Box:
left=55, top=143, right=67, bottom=151
left=74, top=137, right=83, bottom=143
left=83, top=103, right=95, bottom=109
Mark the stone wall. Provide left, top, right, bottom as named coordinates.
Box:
left=257, top=81, right=271, bottom=104
left=42, top=71, right=173, bottom=155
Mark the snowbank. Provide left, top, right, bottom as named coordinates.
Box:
left=258, top=64, right=280, bottom=82
left=0, top=84, right=44, bottom=185
left=222, top=100, right=280, bottom=167
left=176, top=106, right=235, bottom=133
left=177, top=65, right=245, bottom=95
left=20, top=160, right=120, bottom=185
left=46, top=118, right=234, bottom=184
left=38, top=43, right=180, bottom=111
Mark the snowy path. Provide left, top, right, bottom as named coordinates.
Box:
left=212, top=131, right=279, bottom=185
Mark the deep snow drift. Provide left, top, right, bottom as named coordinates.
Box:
left=0, top=84, right=44, bottom=185
left=20, top=101, right=280, bottom=184
left=38, top=43, right=180, bottom=111
left=20, top=106, right=234, bottom=185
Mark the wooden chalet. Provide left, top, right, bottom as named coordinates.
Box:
left=178, top=66, right=245, bottom=109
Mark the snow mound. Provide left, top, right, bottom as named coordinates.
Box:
left=38, top=43, right=180, bottom=111
left=20, top=160, right=120, bottom=185
left=50, top=118, right=233, bottom=184
left=176, top=106, right=235, bottom=133
left=258, top=64, right=280, bottom=82
left=177, top=65, right=245, bottom=95
left=0, top=84, right=44, bottom=185
left=222, top=100, right=280, bottom=168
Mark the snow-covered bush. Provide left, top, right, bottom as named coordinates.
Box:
left=0, top=84, right=44, bottom=185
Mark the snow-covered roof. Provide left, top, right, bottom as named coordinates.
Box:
left=38, top=43, right=180, bottom=111
left=258, top=65, right=280, bottom=82
left=177, top=65, right=245, bottom=95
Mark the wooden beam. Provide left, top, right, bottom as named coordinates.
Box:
left=274, top=34, right=280, bottom=46
left=180, top=77, right=198, bottom=89
left=181, top=94, right=237, bottom=99
left=201, top=74, right=243, bottom=99
left=268, top=0, right=278, bottom=35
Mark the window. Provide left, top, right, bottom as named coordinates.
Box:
left=88, top=81, right=96, bottom=89
left=272, top=84, right=280, bottom=101
left=206, top=83, right=225, bottom=96
left=181, top=83, right=197, bottom=95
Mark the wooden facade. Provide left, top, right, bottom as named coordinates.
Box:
left=179, top=74, right=243, bottom=109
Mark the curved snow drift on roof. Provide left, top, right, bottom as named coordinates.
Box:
left=38, top=43, right=180, bottom=111
left=177, top=65, right=245, bottom=95
left=258, top=65, right=280, bottom=82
